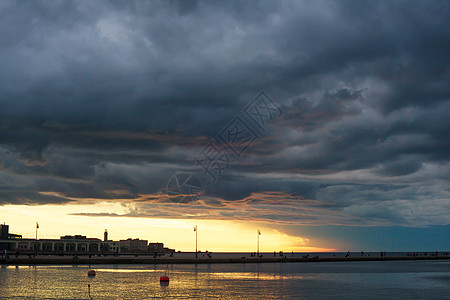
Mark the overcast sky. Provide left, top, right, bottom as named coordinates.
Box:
left=0, top=0, right=449, bottom=250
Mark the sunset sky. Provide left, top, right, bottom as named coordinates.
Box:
left=0, top=0, right=449, bottom=252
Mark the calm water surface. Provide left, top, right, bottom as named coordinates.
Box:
left=0, top=260, right=449, bottom=299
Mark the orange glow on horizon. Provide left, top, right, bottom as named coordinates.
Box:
left=0, top=203, right=339, bottom=253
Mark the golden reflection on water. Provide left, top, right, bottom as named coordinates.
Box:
left=0, top=262, right=448, bottom=299
left=94, top=268, right=160, bottom=273
left=209, top=272, right=304, bottom=280
left=0, top=264, right=299, bottom=299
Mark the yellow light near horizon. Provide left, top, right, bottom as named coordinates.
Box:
left=0, top=204, right=336, bottom=252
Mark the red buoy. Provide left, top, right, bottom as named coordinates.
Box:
left=160, top=275, right=169, bottom=282
left=87, top=270, right=96, bottom=277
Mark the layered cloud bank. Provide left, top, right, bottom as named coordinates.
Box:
left=0, top=0, right=449, bottom=228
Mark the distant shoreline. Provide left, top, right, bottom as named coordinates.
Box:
left=1, top=255, right=449, bottom=265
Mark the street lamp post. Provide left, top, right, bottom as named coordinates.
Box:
left=35, top=222, right=39, bottom=254
left=257, top=229, right=261, bottom=257
left=194, top=225, right=198, bottom=258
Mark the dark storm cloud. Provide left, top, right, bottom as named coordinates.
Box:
left=0, top=0, right=449, bottom=226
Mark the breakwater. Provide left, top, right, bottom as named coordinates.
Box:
left=1, top=255, right=449, bottom=265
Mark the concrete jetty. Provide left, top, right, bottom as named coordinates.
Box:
left=1, top=253, right=449, bottom=265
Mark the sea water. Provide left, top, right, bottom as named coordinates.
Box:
left=0, top=260, right=449, bottom=299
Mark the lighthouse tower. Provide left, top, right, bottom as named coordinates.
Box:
left=104, top=229, right=108, bottom=242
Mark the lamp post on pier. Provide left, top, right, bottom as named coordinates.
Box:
left=194, top=225, right=198, bottom=258
left=257, top=229, right=261, bottom=257
left=36, top=222, right=39, bottom=240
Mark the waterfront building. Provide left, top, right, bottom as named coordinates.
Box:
left=148, top=242, right=175, bottom=254
left=148, top=242, right=164, bottom=253
left=100, top=241, right=121, bottom=253
left=7, top=236, right=103, bottom=252
left=0, top=224, right=174, bottom=254
left=0, top=224, right=23, bottom=250
left=119, top=238, right=148, bottom=253
left=1, top=224, right=22, bottom=240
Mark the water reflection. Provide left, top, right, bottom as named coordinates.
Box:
left=0, top=261, right=448, bottom=299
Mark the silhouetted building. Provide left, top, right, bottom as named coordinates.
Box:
left=148, top=242, right=164, bottom=253
left=0, top=224, right=22, bottom=240
left=1, top=224, right=22, bottom=250
left=100, top=241, right=121, bottom=252
left=119, top=238, right=148, bottom=252
left=0, top=224, right=9, bottom=250
left=60, top=235, right=87, bottom=240
left=148, top=242, right=175, bottom=254
left=0, top=224, right=8, bottom=240
left=104, top=229, right=108, bottom=242
left=0, top=224, right=174, bottom=254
